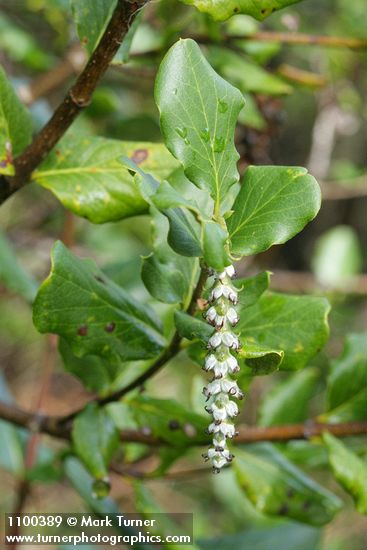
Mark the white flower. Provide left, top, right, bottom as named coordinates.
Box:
left=226, top=307, right=239, bottom=326
left=220, top=379, right=244, bottom=399
left=205, top=306, right=217, bottom=323
left=226, top=355, right=240, bottom=374
left=221, top=332, right=240, bottom=350
left=225, top=265, right=236, bottom=278
left=209, top=448, right=233, bottom=469
left=216, top=265, right=236, bottom=281
left=210, top=286, right=224, bottom=301
left=208, top=332, right=222, bottom=349
left=213, top=361, right=228, bottom=378
left=203, top=379, right=221, bottom=397
left=210, top=284, right=238, bottom=302
left=225, top=400, right=239, bottom=417
left=204, top=354, right=217, bottom=371
left=211, top=406, right=227, bottom=422
left=209, top=398, right=238, bottom=420
left=208, top=421, right=236, bottom=438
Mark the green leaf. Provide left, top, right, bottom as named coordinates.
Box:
left=239, top=340, right=284, bottom=374
left=72, top=403, right=119, bottom=480
left=142, top=211, right=198, bottom=304
left=0, top=65, right=32, bottom=175
left=180, top=0, right=304, bottom=21
left=33, top=135, right=178, bottom=223
left=238, top=293, right=330, bottom=371
left=203, top=221, right=231, bottom=271
left=207, top=47, right=292, bottom=95
left=33, top=241, right=165, bottom=362
left=124, top=395, right=208, bottom=446
left=142, top=252, right=193, bottom=304
left=326, top=334, right=367, bottom=411
left=312, top=226, right=362, bottom=289
left=59, top=338, right=117, bottom=396
left=323, top=432, right=367, bottom=514
left=155, top=39, right=244, bottom=211
left=322, top=388, right=367, bottom=424
left=234, top=271, right=270, bottom=309
left=165, top=208, right=203, bottom=257
left=174, top=310, right=214, bottom=341
left=259, top=368, right=319, bottom=426
left=0, top=231, right=38, bottom=302
left=321, top=334, right=367, bottom=423
left=70, top=0, right=141, bottom=63
left=228, top=166, right=321, bottom=257
left=234, top=443, right=342, bottom=525
left=122, top=158, right=203, bottom=258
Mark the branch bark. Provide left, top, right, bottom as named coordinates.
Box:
left=192, top=31, right=367, bottom=51
left=1, top=398, right=366, bottom=446
left=0, top=0, right=146, bottom=204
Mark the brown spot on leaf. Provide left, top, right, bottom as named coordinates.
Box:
left=77, top=325, right=88, bottom=336
left=168, top=420, right=181, bottom=430
left=130, top=149, right=148, bottom=164
left=287, top=488, right=296, bottom=498
left=278, top=504, right=289, bottom=515
left=95, top=275, right=106, bottom=284
left=105, top=322, right=116, bottom=333
left=82, top=36, right=89, bottom=44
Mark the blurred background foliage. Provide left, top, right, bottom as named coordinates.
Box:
left=0, top=0, right=367, bottom=549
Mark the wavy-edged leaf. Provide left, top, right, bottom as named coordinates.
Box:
left=323, top=432, right=367, bottom=514
left=234, top=443, right=342, bottom=525
left=174, top=310, right=214, bottom=341
left=122, top=395, right=208, bottom=446
left=238, top=293, right=330, bottom=371
left=70, top=0, right=141, bottom=64
left=239, top=340, right=284, bottom=374
left=321, top=388, right=367, bottom=424
left=142, top=210, right=198, bottom=304
left=33, top=241, right=165, bottom=363
left=326, top=333, right=367, bottom=411
left=203, top=221, right=231, bottom=271
left=180, top=0, right=305, bottom=21
left=228, top=166, right=321, bottom=257
left=234, top=271, right=270, bottom=309
left=33, top=135, right=178, bottom=223
left=208, top=47, right=292, bottom=95
left=72, top=403, right=119, bottom=480
left=155, top=39, right=244, bottom=210
left=259, top=368, right=319, bottom=426
left=0, top=66, right=32, bottom=175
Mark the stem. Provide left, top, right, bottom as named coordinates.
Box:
left=192, top=31, right=367, bottom=51
left=0, top=0, right=147, bottom=204
left=0, top=399, right=366, bottom=445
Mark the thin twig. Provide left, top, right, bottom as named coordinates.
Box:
left=192, top=31, right=367, bottom=51
left=0, top=0, right=147, bottom=204
left=0, top=399, right=366, bottom=446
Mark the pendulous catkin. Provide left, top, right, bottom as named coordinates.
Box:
left=202, top=265, right=243, bottom=473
